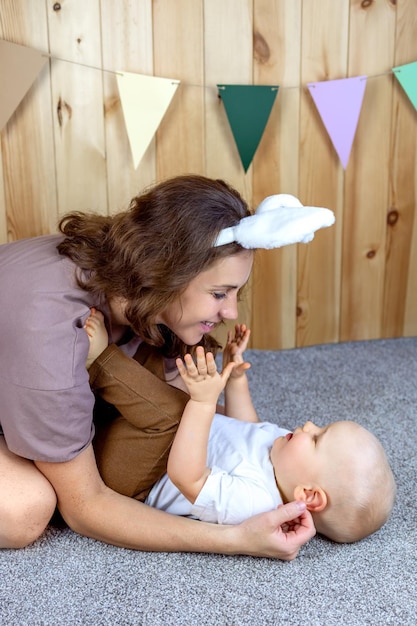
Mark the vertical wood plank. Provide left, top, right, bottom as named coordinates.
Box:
left=385, top=0, right=417, bottom=338
left=153, top=0, right=205, bottom=179
left=0, top=0, right=57, bottom=240
left=297, top=0, right=348, bottom=347
left=203, top=0, right=254, bottom=346
left=100, top=0, right=155, bottom=213
left=0, top=149, right=7, bottom=243
left=204, top=0, right=253, bottom=196
left=251, top=0, right=302, bottom=350
left=47, top=0, right=107, bottom=216
left=341, top=0, right=396, bottom=341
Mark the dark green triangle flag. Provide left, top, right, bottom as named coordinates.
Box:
left=217, top=84, right=279, bottom=172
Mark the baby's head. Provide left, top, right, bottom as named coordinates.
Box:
left=270, top=420, right=396, bottom=543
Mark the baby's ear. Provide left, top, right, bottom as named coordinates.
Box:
left=293, top=485, right=327, bottom=512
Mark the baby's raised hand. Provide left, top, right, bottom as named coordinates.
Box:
left=223, top=323, right=251, bottom=378
left=176, top=346, right=235, bottom=404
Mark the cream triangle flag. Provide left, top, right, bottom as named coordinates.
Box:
left=0, top=39, right=47, bottom=130
left=116, top=72, right=180, bottom=169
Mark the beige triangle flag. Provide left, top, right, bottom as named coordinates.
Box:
left=0, top=39, right=47, bottom=130
left=116, top=72, right=180, bottom=169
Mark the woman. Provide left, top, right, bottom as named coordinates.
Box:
left=0, top=175, right=319, bottom=557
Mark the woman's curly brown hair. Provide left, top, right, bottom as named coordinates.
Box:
left=57, top=175, right=252, bottom=357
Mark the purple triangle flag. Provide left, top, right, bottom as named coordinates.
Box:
left=307, top=76, right=367, bottom=169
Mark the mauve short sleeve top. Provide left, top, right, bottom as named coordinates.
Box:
left=0, top=234, right=140, bottom=462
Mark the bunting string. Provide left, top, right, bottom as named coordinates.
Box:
left=41, top=53, right=124, bottom=76
left=38, top=50, right=402, bottom=88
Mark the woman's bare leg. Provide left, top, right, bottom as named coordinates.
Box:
left=0, top=437, right=57, bottom=548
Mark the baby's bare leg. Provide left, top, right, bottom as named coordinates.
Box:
left=84, top=308, right=109, bottom=369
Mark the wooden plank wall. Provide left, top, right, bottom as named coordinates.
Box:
left=1, top=0, right=416, bottom=350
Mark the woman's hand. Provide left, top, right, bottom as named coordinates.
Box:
left=233, top=500, right=316, bottom=560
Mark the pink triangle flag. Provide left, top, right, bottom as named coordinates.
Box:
left=0, top=39, right=47, bottom=130
left=307, top=76, right=367, bottom=169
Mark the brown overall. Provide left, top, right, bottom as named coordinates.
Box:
left=89, top=343, right=189, bottom=501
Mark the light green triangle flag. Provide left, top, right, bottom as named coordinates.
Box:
left=217, top=84, right=278, bottom=172
left=393, top=61, right=417, bottom=111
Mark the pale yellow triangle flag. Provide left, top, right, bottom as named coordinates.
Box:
left=0, top=39, right=47, bottom=130
left=116, top=72, right=180, bottom=169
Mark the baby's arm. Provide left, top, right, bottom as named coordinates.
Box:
left=167, top=347, right=235, bottom=503
left=223, top=324, right=259, bottom=423
left=84, top=308, right=109, bottom=369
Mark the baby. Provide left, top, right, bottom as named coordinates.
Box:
left=86, top=310, right=396, bottom=543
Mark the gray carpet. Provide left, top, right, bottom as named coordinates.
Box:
left=1, top=338, right=416, bottom=625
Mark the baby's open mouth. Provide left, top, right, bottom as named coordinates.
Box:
left=285, top=433, right=293, bottom=441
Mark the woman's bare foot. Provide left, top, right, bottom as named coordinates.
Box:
left=84, top=308, right=109, bottom=369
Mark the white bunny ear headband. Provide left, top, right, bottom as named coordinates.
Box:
left=214, top=194, right=335, bottom=249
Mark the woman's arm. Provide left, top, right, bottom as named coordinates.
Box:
left=35, top=445, right=315, bottom=559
